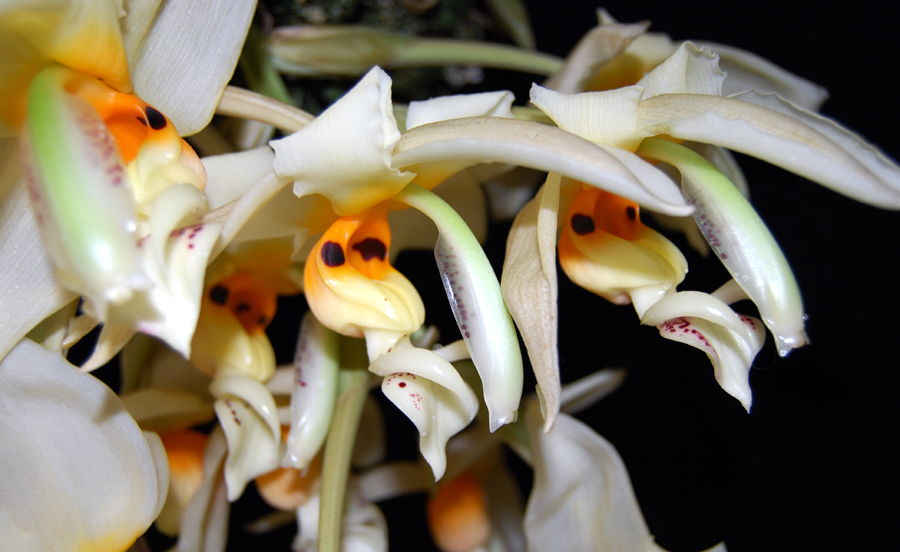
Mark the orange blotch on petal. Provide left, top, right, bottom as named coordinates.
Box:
left=427, top=473, right=491, bottom=552
left=156, top=430, right=208, bottom=537
left=255, top=439, right=322, bottom=511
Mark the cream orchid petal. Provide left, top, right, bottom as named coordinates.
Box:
left=559, top=368, right=627, bottom=415
left=120, top=387, right=216, bottom=433
left=394, top=114, right=693, bottom=216
left=396, top=184, right=523, bottom=432
left=635, top=42, right=725, bottom=98
left=501, top=173, right=561, bottom=433
left=210, top=373, right=282, bottom=501
left=640, top=290, right=756, bottom=349
left=110, top=221, right=222, bottom=357
left=523, top=403, right=656, bottom=552
left=654, top=313, right=765, bottom=411
left=79, top=322, right=135, bottom=373
left=530, top=83, right=644, bottom=151
left=639, top=138, right=807, bottom=354
left=0, top=339, right=167, bottom=552
left=202, top=147, right=276, bottom=210
left=294, top=482, right=389, bottom=552
left=637, top=93, right=900, bottom=208
left=124, top=0, right=256, bottom=135
left=284, top=312, right=340, bottom=470
left=370, top=346, right=479, bottom=480
left=271, top=67, right=415, bottom=215
left=542, top=19, right=648, bottom=94
left=692, top=41, right=829, bottom=110
left=24, top=66, right=147, bottom=317
left=358, top=461, right=434, bottom=502
left=0, top=147, right=78, bottom=361
left=407, top=90, right=515, bottom=130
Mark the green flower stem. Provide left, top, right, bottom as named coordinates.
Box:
left=318, top=366, right=369, bottom=552
left=240, top=25, right=295, bottom=106
left=390, top=39, right=563, bottom=76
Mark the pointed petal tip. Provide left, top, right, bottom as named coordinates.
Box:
left=488, top=409, right=518, bottom=433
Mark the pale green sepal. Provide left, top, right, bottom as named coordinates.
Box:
left=24, top=66, right=146, bottom=317
left=484, top=0, right=535, bottom=49
left=637, top=93, right=900, bottom=208
left=284, top=312, right=340, bottom=470
left=392, top=116, right=693, bottom=216
left=523, top=402, right=657, bottom=552
left=693, top=41, right=829, bottom=110
left=0, top=339, right=168, bottom=552
left=370, top=343, right=479, bottom=480
left=406, top=91, right=515, bottom=130
left=24, top=298, right=78, bottom=352
left=125, top=0, right=256, bottom=135
left=271, top=67, right=415, bottom=216
left=638, top=138, right=807, bottom=355
left=395, top=183, right=523, bottom=432
left=501, top=173, right=561, bottom=433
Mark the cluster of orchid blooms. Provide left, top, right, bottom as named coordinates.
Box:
left=1, top=1, right=898, bottom=551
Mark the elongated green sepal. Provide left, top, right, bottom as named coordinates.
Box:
left=395, top=183, right=523, bottom=432
left=24, top=66, right=145, bottom=315
left=638, top=137, right=807, bottom=355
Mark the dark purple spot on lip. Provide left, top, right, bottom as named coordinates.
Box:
left=626, top=206, right=637, bottom=221
left=571, top=213, right=595, bottom=235
left=209, top=285, right=229, bottom=305
left=145, top=106, right=167, bottom=130
left=352, top=237, right=387, bottom=261
left=321, top=241, right=345, bottom=267
left=236, top=303, right=250, bottom=313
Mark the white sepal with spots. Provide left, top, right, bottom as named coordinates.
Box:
left=284, top=312, right=340, bottom=470
left=369, top=341, right=478, bottom=481
left=210, top=371, right=282, bottom=501
left=643, top=290, right=765, bottom=411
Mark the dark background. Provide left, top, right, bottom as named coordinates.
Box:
left=143, top=1, right=899, bottom=550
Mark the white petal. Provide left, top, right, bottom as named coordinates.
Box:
left=501, top=174, right=560, bottom=433
left=271, top=67, right=415, bottom=215
left=173, top=428, right=231, bottom=552
left=370, top=347, right=478, bottom=480
left=523, top=404, right=655, bottom=552
left=0, top=158, right=78, bottom=361
left=125, top=0, right=256, bottom=135
left=637, top=93, right=900, bottom=208
left=407, top=91, right=515, bottom=130
left=396, top=184, right=523, bottom=431
left=0, top=339, right=167, bottom=552
left=641, top=290, right=756, bottom=349
left=284, top=312, right=340, bottom=470
left=636, top=42, right=725, bottom=98
left=559, top=368, right=627, bottom=415
left=693, top=41, right=829, bottom=110
left=202, top=147, right=276, bottom=209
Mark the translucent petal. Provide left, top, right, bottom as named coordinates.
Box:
left=501, top=174, right=561, bottom=433
left=635, top=42, right=725, bottom=98
left=0, top=339, right=167, bottom=552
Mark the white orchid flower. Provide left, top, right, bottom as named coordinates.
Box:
left=0, top=0, right=256, bottom=362
left=0, top=339, right=169, bottom=552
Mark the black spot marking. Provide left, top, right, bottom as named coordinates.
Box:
left=209, top=285, right=229, bottom=305
left=321, top=241, right=345, bottom=267
left=352, top=238, right=387, bottom=261
left=145, top=106, right=167, bottom=130
left=236, top=303, right=250, bottom=313
left=571, top=214, right=595, bottom=235
left=136, top=116, right=148, bottom=126
left=258, top=316, right=268, bottom=326
left=626, top=206, right=637, bottom=221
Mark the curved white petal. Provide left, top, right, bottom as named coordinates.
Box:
left=523, top=403, right=655, bottom=552
left=210, top=372, right=282, bottom=501
left=692, top=41, right=829, bottom=110
left=637, top=93, right=900, bottom=208
left=395, top=184, right=523, bottom=431
left=370, top=346, right=478, bottom=480
left=635, top=42, right=725, bottom=99
left=641, top=290, right=756, bottom=350
left=407, top=90, right=515, bottom=130
left=392, top=115, right=693, bottom=216
left=173, top=428, right=231, bottom=552
left=271, top=67, right=415, bottom=215
left=501, top=174, right=561, bottom=433
left=202, top=147, right=276, bottom=210
left=125, top=0, right=256, bottom=135
left=284, top=312, right=340, bottom=470
left=0, top=339, right=167, bottom=552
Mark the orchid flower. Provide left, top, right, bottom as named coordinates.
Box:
left=0, top=0, right=256, bottom=363
left=504, top=38, right=900, bottom=414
